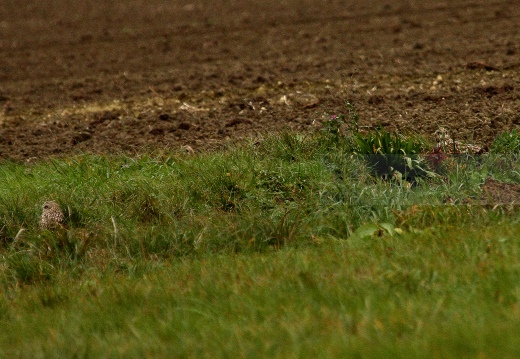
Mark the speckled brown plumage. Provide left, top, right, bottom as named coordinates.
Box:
left=434, top=127, right=484, bottom=155
left=40, top=200, right=65, bottom=229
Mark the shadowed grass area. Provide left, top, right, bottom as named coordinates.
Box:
left=0, top=128, right=519, bottom=358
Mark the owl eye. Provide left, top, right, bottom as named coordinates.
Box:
left=43, top=204, right=49, bottom=209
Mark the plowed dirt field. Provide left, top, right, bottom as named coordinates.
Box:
left=1, top=0, right=519, bottom=160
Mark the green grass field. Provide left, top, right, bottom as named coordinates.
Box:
left=1, top=124, right=519, bottom=358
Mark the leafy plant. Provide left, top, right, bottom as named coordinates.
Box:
left=353, top=126, right=434, bottom=183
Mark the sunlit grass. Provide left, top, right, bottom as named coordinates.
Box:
left=0, top=128, right=519, bottom=358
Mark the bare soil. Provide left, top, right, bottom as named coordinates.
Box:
left=1, top=0, right=519, bottom=161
